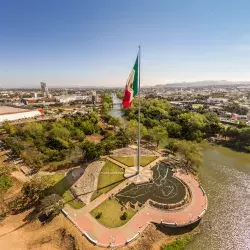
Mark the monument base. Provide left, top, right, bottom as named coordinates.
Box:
left=124, top=167, right=153, bottom=184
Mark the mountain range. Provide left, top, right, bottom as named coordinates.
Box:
left=155, top=80, right=250, bottom=88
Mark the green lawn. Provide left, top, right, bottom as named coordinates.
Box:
left=90, top=198, right=137, bottom=228
left=111, top=155, right=158, bottom=167
left=192, top=104, right=204, bottom=109
left=42, top=174, right=84, bottom=209
left=91, top=161, right=125, bottom=201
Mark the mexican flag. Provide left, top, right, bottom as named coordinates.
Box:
left=122, top=55, right=139, bottom=108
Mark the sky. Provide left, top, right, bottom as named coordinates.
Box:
left=1, top=0, right=250, bottom=88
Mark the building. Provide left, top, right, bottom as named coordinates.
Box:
left=31, top=92, right=37, bottom=98
left=232, top=113, right=247, bottom=120
left=207, top=97, right=228, bottom=104
left=55, top=95, right=90, bottom=103
left=91, top=91, right=97, bottom=103
left=0, top=106, right=44, bottom=122
left=21, top=97, right=56, bottom=106
left=40, top=82, right=49, bottom=97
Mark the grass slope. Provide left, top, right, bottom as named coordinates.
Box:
left=42, top=174, right=83, bottom=209
left=161, top=235, right=192, bottom=250
left=111, top=155, right=158, bottom=167
left=91, top=161, right=125, bottom=201
left=90, top=198, right=137, bottom=228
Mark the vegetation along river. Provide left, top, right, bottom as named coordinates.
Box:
left=110, top=94, right=250, bottom=250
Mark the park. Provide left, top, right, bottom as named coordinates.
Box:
left=61, top=146, right=208, bottom=248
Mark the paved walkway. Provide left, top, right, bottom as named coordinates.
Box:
left=64, top=169, right=208, bottom=248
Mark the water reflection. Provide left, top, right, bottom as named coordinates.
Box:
left=186, top=144, right=250, bottom=250
left=109, top=93, right=126, bottom=124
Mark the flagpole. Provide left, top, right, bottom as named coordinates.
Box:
left=137, top=46, right=141, bottom=174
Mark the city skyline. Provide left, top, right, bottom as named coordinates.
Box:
left=2, top=0, right=250, bottom=87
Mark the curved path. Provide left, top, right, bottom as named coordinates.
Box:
left=63, top=170, right=207, bottom=248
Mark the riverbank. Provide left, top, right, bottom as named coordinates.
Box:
left=208, top=135, right=250, bottom=154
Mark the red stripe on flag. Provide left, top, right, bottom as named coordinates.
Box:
left=122, top=88, right=132, bottom=108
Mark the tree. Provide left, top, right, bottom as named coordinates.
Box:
left=68, top=146, right=84, bottom=164
left=204, top=112, right=219, bottom=124
left=143, top=117, right=159, bottom=128
left=80, top=121, right=99, bottom=135
left=48, top=137, right=70, bottom=150
left=204, top=112, right=221, bottom=136
left=142, top=134, right=154, bottom=144
left=22, top=177, right=50, bottom=201
left=148, top=126, right=168, bottom=147
left=224, top=102, right=248, bottom=115
left=37, top=194, right=64, bottom=223
left=2, top=121, right=16, bottom=135
left=126, top=120, right=147, bottom=141
left=108, top=117, right=121, bottom=129
left=85, top=111, right=99, bottom=125
left=71, top=128, right=85, bottom=141
left=166, top=140, right=202, bottom=169
left=50, top=124, right=70, bottom=141
left=20, top=148, right=45, bottom=170
left=178, top=141, right=202, bottom=168
left=101, top=135, right=117, bottom=154
left=0, top=175, right=12, bottom=194
left=22, top=122, right=44, bottom=139
left=116, top=91, right=123, bottom=100
left=179, top=113, right=208, bottom=141
left=165, top=121, right=182, bottom=138
left=115, top=128, right=130, bottom=148
left=82, top=142, right=103, bottom=161
left=223, top=126, right=250, bottom=151
left=102, top=102, right=110, bottom=113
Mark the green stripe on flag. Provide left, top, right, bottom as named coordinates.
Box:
left=132, top=55, right=139, bottom=97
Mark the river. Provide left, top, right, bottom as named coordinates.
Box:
left=110, top=95, right=250, bottom=250
left=109, top=94, right=126, bottom=126
left=186, top=144, right=250, bottom=250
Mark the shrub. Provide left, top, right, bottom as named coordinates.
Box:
left=161, top=235, right=192, bottom=250
left=0, top=176, right=12, bottom=192
left=120, top=212, right=127, bottom=220
left=95, top=212, right=102, bottom=219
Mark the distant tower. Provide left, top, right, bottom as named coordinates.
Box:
left=40, top=82, right=49, bottom=97
left=91, top=90, right=97, bottom=104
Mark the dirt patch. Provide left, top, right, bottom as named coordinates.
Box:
left=0, top=212, right=102, bottom=250
left=70, top=161, right=105, bottom=204
left=85, top=134, right=103, bottom=144
left=112, top=147, right=155, bottom=156
left=11, top=171, right=30, bottom=183
left=0, top=207, right=198, bottom=250
left=27, top=228, right=78, bottom=250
